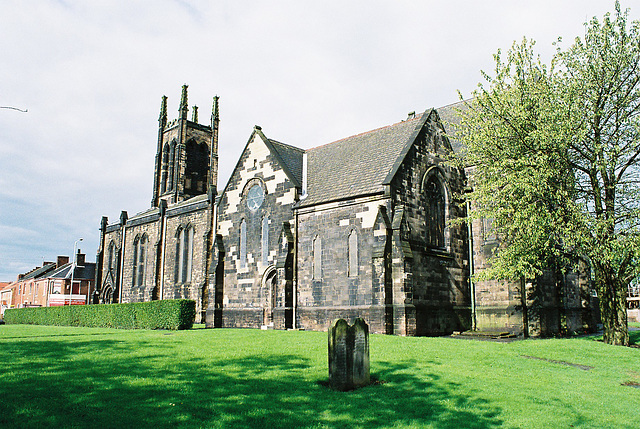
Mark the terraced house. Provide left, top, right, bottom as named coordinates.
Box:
left=95, top=86, right=599, bottom=336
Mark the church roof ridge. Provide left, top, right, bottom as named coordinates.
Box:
left=299, top=110, right=430, bottom=208
left=267, top=138, right=305, bottom=153
left=307, top=114, right=423, bottom=152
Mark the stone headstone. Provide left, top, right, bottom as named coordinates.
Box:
left=352, top=318, right=370, bottom=388
left=328, top=318, right=370, bottom=391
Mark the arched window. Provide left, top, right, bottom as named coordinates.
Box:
left=107, top=241, right=115, bottom=271
left=425, top=175, right=445, bottom=248
left=132, top=234, right=146, bottom=287
left=161, top=143, right=169, bottom=193
left=240, top=219, right=247, bottom=268
left=168, top=142, right=176, bottom=190
left=184, top=139, right=208, bottom=195
left=313, top=235, right=322, bottom=280
left=262, top=216, right=269, bottom=265
left=482, top=217, right=497, bottom=242
left=348, top=230, right=358, bottom=277
left=176, top=225, right=194, bottom=283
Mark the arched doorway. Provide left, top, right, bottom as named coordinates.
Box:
left=262, top=267, right=277, bottom=327
left=101, top=285, right=114, bottom=304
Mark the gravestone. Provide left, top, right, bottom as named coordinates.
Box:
left=328, top=318, right=370, bottom=391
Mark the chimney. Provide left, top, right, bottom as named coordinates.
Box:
left=76, top=250, right=85, bottom=267
left=57, top=256, right=70, bottom=267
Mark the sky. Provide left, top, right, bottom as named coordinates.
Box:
left=1, top=0, right=637, bottom=281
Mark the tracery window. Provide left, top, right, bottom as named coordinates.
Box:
left=348, top=230, right=358, bottom=277
left=132, top=234, right=147, bottom=287
left=425, top=175, right=445, bottom=248
left=313, top=235, right=322, bottom=280
left=176, top=225, right=194, bottom=283
left=240, top=219, right=247, bottom=268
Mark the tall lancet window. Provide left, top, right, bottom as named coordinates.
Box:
left=313, top=235, right=322, bottom=280
left=240, top=219, right=247, bottom=268
left=176, top=226, right=194, bottom=283
left=132, top=234, right=147, bottom=287
left=262, top=216, right=269, bottom=265
left=425, top=175, right=445, bottom=248
left=185, top=139, right=208, bottom=195
left=348, top=230, right=358, bottom=277
left=161, top=143, right=169, bottom=193
left=107, top=241, right=115, bottom=272
left=168, top=142, right=176, bottom=190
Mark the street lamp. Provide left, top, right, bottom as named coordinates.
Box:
left=69, top=238, right=83, bottom=306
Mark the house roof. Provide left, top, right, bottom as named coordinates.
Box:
left=298, top=111, right=428, bottom=208
left=20, top=263, right=57, bottom=281
left=48, top=262, right=96, bottom=281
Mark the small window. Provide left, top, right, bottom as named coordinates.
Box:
left=482, top=217, right=497, bottom=242
left=313, top=235, right=322, bottom=280
left=348, top=230, right=358, bottom=277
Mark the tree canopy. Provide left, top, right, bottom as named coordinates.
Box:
left=455, top=2, right=640, bottom=345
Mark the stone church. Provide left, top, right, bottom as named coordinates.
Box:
left=95, top=86, right=599, bottom=336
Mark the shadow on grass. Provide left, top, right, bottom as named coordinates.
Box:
left=0, top=335, right=502, bottom=429
left=582, top=329, right=640, bottom=346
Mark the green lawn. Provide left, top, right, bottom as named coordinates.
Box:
left=1, top=325, right=638, bottom=429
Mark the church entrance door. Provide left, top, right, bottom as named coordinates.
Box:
left=263, top=268, right=277, bottom=327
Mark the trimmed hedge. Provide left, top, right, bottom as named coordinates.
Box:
left=3, top=299, right=196, bottom=330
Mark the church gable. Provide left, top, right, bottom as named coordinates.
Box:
left=218, top=127, right=301, bottom=220
left=216, top=126, right=301, bottom=328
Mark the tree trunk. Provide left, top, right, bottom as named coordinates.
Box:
left=595, top=266, right=629, bottom=346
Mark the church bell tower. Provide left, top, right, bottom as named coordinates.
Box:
left=151, top=85, right=219, bottom=207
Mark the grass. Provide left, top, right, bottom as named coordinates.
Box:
left=0, top=326, right=639, bottom=429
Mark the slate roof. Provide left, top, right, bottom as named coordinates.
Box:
left=268, top=139, right=304, bottom=187
left=219, top=101, right=464, bottom=210
left=20, top=263, right=57, bottom=281
left=49, top=262, right=96, bottom=281
left=298, top=111, right=428, bottom=208
left=436, top=99, right=469, bottom=154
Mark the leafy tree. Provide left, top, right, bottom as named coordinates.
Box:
left=455, top=2, right=640, bottom=345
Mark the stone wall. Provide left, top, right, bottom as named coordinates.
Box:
left=296, top=196, right=388, bottom=333
left=162, top=197, right=211, bottom=319
left=470, top=209, right=598, bottom=336
left=121, top=212, right=161, bottom=303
